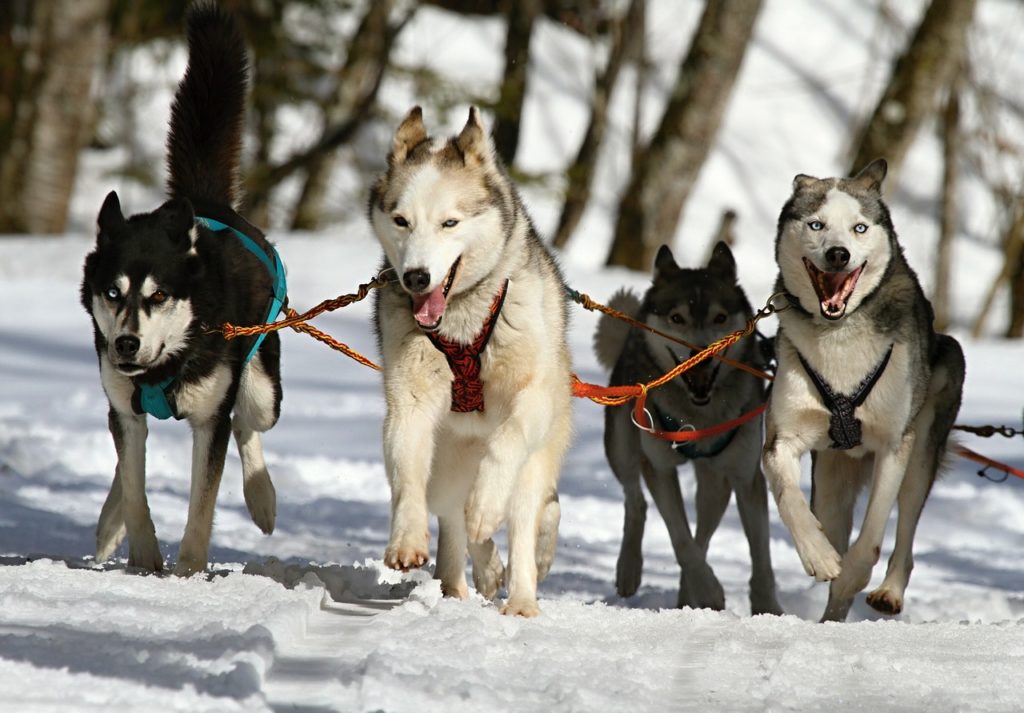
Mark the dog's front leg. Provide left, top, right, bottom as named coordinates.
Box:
left=383, top=402, right=442, bottom=571
left=104, top=407, right=162, bottom=571
left=762, top=430, right=842, bottom=582
left=464, top=386, right=548, bottom=544
left=823, top=433, right=914, bottom=621
left=174, top=413, right=232, bottom=576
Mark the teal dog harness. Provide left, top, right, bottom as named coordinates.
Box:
left=133, top=214, right=286, bottom=420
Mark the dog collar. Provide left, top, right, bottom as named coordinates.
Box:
left=131, top=211, right=287, bottom=420
left=426, top=280, right=509, bottom=413
left=797, top=344, right=893, bottom=450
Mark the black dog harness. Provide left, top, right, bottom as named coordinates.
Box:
left=797, top=345, right=893, bottom=450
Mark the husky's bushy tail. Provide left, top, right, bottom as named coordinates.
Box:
left=593, top=288, right=642, bottom=370
left=166, top=2, right=248, bottom=208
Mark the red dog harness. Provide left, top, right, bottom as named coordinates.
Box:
left=426, top=280, right=509, bottom=413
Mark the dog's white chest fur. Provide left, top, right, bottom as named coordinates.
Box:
left=775, top=315, right=913, bottom=452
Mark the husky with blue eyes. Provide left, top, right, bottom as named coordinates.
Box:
left=763, top=158, right=965, bottom=621
left=81, top=3, right=284, bottom=576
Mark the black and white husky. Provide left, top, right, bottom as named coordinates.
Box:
left=595, top=243, right=782, bottom=614
left=81, top=3, right=285, bottom=576
left=762, top=159, right=964, bottom=621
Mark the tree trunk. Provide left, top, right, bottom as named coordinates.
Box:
left=847, top=0, right=977, bottom=178
left=970, top=191, right=1024, bottom=339
left=0, top=0, right=109, bottom=234
left=492, top=0, right=542, bottom=166
left=1007, top=204, right=1024, bottom=338
left=290, top=0, right=395, bottom=230
left=932, top=73, right=960, bottom=332
left=551, top=0, right=643, bottom=250
left=243, top=3, right=407, bottom=222
left=605, top=0, right=763, bottom=270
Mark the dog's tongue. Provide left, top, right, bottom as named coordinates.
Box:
left=820, top=271, right=850, bottom=309
left=412, top=285, right=448, bottom=326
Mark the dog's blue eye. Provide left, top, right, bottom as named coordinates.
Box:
left=442, top=219, right=459, bottom=229
left=393, top=215, right=409, bottom=228
left=105, top=286, right=121, bottom=300
left=853, top=223, right=868, bottom=234
left=808, top=220, right=824, bottom=231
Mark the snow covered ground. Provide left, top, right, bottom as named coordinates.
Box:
left=2, top=1, right=1024, bottom=711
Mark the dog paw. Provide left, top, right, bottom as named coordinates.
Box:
left=787, top=516, right=842, bottom=581
left=679, top=562, right=725, bottom=611
left=95, top=523, right=127, bottom=563
left=471, top=550, right=505, bottom=601
left=464, top=500, right=504, bottom=544
left=173, top=552, right=207, bottom=577
left=244, top=470, right=276, bottom=535
left=127, top=538, right=163, bottom=573
left=866, top=587, right=903, bottom=616
left=440, top=579, right=469, bottom=600
left=384, top=533, right=429, bottom=571
left=796, top=535, right=842, bottom=581
left=750, top=588, right=784, bottom=617
left=615, top=553, right=643, bottom=598
left=501, top=597, right=541, bottom=618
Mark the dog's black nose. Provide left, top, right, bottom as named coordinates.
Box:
left=115, top=335, right=140, bottom=357
left=403, top=269, right=431, bottom=293
left=825, top=246, right=850, bottom=270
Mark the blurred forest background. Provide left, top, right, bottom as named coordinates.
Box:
left=1, top=0, right=1024, bottom=336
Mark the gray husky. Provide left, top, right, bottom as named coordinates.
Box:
left=595, top=242, right=782, bottom=614
left=762, top=158, right=964, bottom=622
left=368, top=107, right=572, bottom=616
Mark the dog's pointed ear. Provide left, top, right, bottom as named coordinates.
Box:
left=157, top=197, right=196, bottom=250
left=850, top=158, right=888, bottom=193
left=654, top=244, right=679, bottom=275
left=792, top=174, right=819, bottom=192
left=390, top=106, right=427, bottom=165
left=707, top=240, right=737, bottom=282
left=456, top=106, right=493, bottom=168
left=97, top=191, right=125, bottom=241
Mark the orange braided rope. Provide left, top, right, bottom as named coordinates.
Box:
left=212, top=271, right=391, bottom=371
left=571, top=293, right=789, bottom=407
left=214, top=279, right=1024, bottom=474
left=567, top=288, right=775, bottom=382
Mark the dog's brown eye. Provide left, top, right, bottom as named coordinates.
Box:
left=714, top=313, right=727, bottom=324
left=393, top=215, right=409, bottom=228
left=670, top=313, right=685, bottom=325
left=150, top=290, right=167, bottom=304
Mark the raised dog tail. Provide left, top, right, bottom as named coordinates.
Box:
left=593, top=288, right=642, bottom=370
left=166, top=1, right=248, bottom=208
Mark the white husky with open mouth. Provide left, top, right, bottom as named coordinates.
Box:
left=763, top=159, right=965, bottom=622
left=368, top=107, right=573, bottom=617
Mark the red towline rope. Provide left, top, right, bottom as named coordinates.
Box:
left=955, top=446, right=1024, bottom=481
left=632, top=395, right=767, bottom=444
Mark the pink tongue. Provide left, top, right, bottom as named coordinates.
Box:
left=821, top=272, right=849, bottom=307
left=412, top=285, right=447, bottom=326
